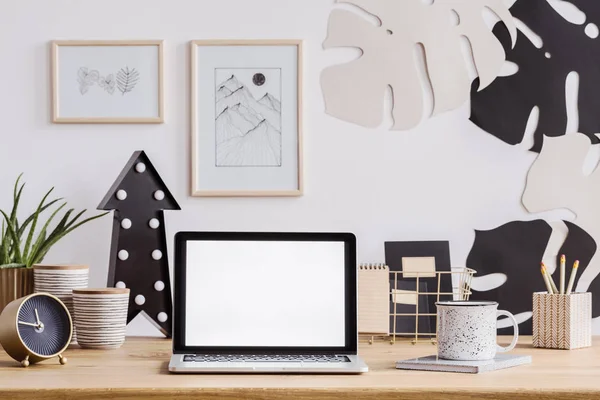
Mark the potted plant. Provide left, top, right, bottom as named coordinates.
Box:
left=0, top=175, right=107, bottom=313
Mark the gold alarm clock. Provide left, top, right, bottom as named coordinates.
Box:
left=0, top=293, right=72, bottom=367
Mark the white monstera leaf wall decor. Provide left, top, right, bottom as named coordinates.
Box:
left=321, top=0, right=517, bottom=130
left=523, top=133, right=600, bottom=297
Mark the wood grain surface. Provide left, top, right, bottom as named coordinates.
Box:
left=0, top=337, right=599, bottom=400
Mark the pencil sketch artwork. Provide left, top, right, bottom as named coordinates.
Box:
left=77, top=66, right=140, bottom=96
left=215, top=69, right=282, bottom=167
left=77, top=67, right=99, bottom=95
left=98, top=74, right=116, bottom=94
left=116, top=66, right=140, bottom=95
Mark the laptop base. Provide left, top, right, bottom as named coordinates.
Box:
left=168, top=354, right=368, bottom=374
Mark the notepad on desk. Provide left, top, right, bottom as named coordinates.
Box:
left=358, top=264, right=389, bottom=335
left=396, top=354, right=532, bottom=374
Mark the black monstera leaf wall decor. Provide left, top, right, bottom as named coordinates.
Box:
left=467, top=220, right=598, bottom=335
left=470, top=0, right=600, bottom=153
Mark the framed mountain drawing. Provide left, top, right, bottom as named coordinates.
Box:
left=52, top=40, right=164, bottom=123
left=190, top=40, right=303, bottom=197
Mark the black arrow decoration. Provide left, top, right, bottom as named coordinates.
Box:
left=98, top=151, right=180, bottom=337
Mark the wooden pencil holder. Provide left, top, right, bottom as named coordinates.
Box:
left=532, top=292, right=592, bottom=350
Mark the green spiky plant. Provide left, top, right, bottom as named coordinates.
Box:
left=0, top=174, right=108, bottom=269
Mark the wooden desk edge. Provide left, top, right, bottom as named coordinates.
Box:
left=1, top=388, right=595, bottom=400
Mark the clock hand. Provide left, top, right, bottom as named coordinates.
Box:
left=18, top=321, right=39, bottom=327
left=35, top=309, right=41, bottom=326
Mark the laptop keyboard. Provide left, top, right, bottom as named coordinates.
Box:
left=183, top=354, right=351, bottom=363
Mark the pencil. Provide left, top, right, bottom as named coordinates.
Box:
left=560, top=254, right=566, bottom=295
left=541, top=264, right=554, bottom=294
left=566, top=260, right=580, bottom=295
left=543, top=262, right=559, bottom=294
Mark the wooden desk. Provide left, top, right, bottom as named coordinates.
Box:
left=0, top=337, right=598, bottom=400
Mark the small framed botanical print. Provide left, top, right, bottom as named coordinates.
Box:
left=190, top=40, right=303, bottom=197
left=52, top=40, right=164, bottom=123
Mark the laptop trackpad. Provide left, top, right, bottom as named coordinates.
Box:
left=231, top=362, right=351, bottom=369
left=227, top=362, right=295, bottom=369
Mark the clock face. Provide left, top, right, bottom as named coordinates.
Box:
left=17, top=295, right=71, bottom=356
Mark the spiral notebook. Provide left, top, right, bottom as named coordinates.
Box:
left=358, top=264, right=389, bottom=335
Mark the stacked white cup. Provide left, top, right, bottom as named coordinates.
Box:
left=33, top=264, right=89, bottom=344
left=72, top=288, right=130, bottom=349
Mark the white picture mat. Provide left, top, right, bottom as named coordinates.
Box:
left=56, top=45, right=160, bottom=119
left=193, top=44, right=299, bottom=192
left=184, top=240, right=346, bottom=347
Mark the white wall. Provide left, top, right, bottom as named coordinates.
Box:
left=0, top=0, right=568, bottom=335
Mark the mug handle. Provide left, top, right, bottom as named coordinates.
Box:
left=496, top=310, right=519, bottom=353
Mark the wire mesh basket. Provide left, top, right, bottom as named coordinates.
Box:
left=360, top=267, right=476, bottom=345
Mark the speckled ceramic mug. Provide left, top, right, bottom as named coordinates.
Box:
left=436, top=301, right=519, bottom=361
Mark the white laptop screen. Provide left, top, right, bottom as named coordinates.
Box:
left=184, top=240, right=346, bottom=347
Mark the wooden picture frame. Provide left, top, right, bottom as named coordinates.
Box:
left=190, top=40, right=303, bottom=197
left=52, top=40, right=164, bottom=124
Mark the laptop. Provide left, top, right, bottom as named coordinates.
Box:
left=168, top=232, right=368, bottom=374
